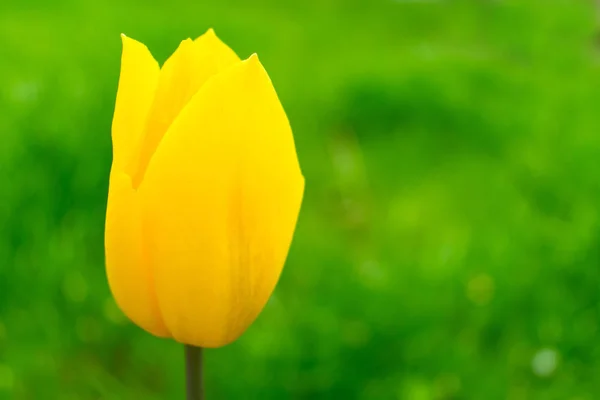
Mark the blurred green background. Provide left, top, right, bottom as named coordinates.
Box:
left=1, top=0, right=600, bottom=398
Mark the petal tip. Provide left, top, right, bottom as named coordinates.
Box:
left=120, top=33, right=141, bottom=48
left=194, top=28, right=221, bottom=44
left=245, top=53, right=262, bottom=69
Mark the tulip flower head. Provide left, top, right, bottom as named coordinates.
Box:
left=105, top=29, right=304, bottom=348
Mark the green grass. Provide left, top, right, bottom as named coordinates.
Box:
left=1, top=0, right=600, bottom=398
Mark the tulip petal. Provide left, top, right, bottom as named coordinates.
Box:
left=139, top=55, right=304, bottom=347
left=105, top=171, right=169, bottom=337
left=112, top=35, right=159, bottom=171
left=131, top=29, right=240, bottom=188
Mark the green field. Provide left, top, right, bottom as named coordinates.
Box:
left=1, top=0, right=600, bottom=398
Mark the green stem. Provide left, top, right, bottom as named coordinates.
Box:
left=184, top=345, right=204, bottom=400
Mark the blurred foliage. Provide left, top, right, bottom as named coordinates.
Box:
left=1, top=0, right=600, bottom=399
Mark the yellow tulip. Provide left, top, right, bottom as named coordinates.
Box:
left=104, top=29, right=304, bottom=348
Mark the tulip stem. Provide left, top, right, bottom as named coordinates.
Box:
left=184, top=345, right=204, bottom=400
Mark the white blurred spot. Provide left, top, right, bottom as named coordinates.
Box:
left=532, top=348, right=558, bottom=377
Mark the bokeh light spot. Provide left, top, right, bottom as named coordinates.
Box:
left=531, top=348, right=558, bottom=377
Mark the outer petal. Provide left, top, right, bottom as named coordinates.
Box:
left=131, top=29, right=240, bottom=187
left=111, top=35, right=159, bottom=171
left=139, top=55, right=304, bottom=347
left=106, top=35, right=167, bottom=337
left=105, top=171, right=169, bottom=337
